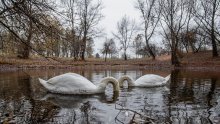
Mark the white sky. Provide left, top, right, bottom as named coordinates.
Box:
left=95, top=0, right=141, bottom=55
left=100, top=0, right=140, bottom=36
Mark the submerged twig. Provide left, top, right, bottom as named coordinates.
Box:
left=115, top=103, right=155, bottom=124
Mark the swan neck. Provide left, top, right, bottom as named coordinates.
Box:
left=118, top=76, right=135, bottom=87
left=98, top=77, right=120, bottom=92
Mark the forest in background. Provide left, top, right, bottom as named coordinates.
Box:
left=0, top=0, right=220, bottom=67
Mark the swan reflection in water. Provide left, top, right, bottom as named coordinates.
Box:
left=34, top=89, right=119, bottom=124
left=39, top=91, right=119, bottom=108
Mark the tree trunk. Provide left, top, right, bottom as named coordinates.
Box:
left=18, top=3, right=33, bottom=59
left=23, top=40, right=31, bottom=59
left=81, top=21, right=87, bottom=61
left=170, top=35, right=180, bottom=66
left=211, top=33, right=218, bottom=57
left=124, top=55, right=127, bottom=60
left=124, top=52, right=127, bottom=60
left=144, top=29, right=156, bottom=60
left=105, top=52, right=107, bottom=62
left=170, top=0, right=179, bottom=66
left=81, top=38, right=86, bottom=61
left=19, top=21, right=33, bottom=59
left=211, top=18, right=218, bottom=57
left=146, top=43, right=156, bottom=60
left=211, top=0, right=218, bottom=57
left=81, top=46, right=85, bottom=61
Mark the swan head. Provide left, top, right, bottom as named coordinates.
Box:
left=97, top=77, right=120, bottom=93
left=118, top=75, right=135, bottom=87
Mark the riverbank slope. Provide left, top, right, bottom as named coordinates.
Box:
left=0, top=51, right=220, bottom=71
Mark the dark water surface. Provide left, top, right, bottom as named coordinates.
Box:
left=0, top=69, right=220, bottom=124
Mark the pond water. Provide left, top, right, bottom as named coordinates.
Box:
left=0, top=69, right=220, bottom=124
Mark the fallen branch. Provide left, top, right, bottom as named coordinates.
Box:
left=115, top=103, right=155, bottom=124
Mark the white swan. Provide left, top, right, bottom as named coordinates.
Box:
left=118, top=74, right=171, bottom=87
left=38, top=73, right=120, bottom=94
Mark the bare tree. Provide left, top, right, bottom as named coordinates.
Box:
left=101, top=38, right=117, bottom=61
left=62, top=0, right=86, bottom=60
left=86, top=37, right=94, bottom=58
left=135, top=0, right=161, bottom=59
left=159, top=0, right=188, bottom=66
left=0, top=0, right=56, bottom=59
left=108, top=39, right=118, bottom=58
left=62, top=0, right=81, bottom=60
left=77, top=0, right=103, bottom=60
left=16, top=0, right=34, bottom=58
left=185, top=0, right=197, bottom=53
left=194, top=0, right=220, bottom=57
left=113, top=16, right=137, bottom=60
left=133, top=34, right=144, bottom=58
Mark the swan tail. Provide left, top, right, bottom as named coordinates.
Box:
left=38, top=78, right=51, bottom=90
left=165, top=74, right=171, bottom=82
left=40, top=94, right=51, bottom=101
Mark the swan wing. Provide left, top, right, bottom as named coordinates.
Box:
left=47, top=73, right=97, bottom=90
left=47, top=73, right=90, bottom=85
left=65, top=73, right=85, bottom=78
left=135, top=74, right=166, bottom=87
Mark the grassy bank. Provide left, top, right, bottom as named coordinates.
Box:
left=0, top=55, right=171, bottom=71
left=177, top=51, right=220, bottom=71
left=0, top=51, right=220, bottom=72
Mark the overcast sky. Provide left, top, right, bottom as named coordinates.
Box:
left=100, top=0, right=139, bottom=36
left=95, top=0, right=141, bottom=55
